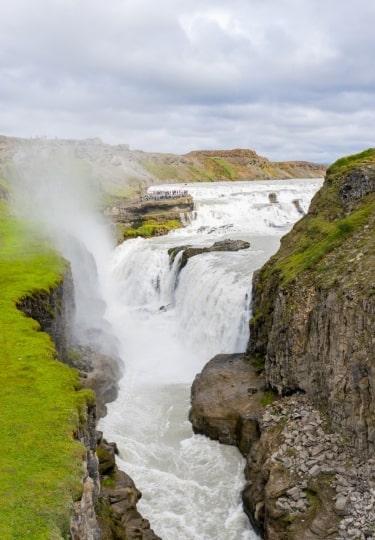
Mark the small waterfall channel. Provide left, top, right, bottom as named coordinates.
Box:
left=98, top=179, right=323, bottom=539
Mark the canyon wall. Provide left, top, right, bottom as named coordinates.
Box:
left=249, top=149, right=375, bottom=458
left=19, top=271, right=160, bottom=539
left=190, top=148, right=375, bottom=539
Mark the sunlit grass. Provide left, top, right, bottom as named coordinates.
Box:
left=326, top=148, right=375, bottom=185
left=277, top=198, right=375, bottom=281
left=0, top=199, right=91, bottom=539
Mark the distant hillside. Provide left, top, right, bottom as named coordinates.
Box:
left=0, top=135, right=327, bottom=202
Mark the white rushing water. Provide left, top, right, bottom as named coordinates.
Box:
left=98, top=178, right=323, bottom=540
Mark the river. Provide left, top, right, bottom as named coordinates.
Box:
left=97, top=178, right=323, bottom=540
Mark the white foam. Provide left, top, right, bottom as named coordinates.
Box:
left=99, top=178, right=323, bottom=539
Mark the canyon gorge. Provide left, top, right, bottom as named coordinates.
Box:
left=1, top=137, right=374, bottom=539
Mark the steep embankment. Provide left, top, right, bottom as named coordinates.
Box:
left=0, top=186, right=160, bottom=539
left=0, top=136, right=327, bottom=204
left=0, top=196, right=93, bottom=539
left=190, top=148, right=375, bottom=539
left=249, top=148, right=375, bottom=455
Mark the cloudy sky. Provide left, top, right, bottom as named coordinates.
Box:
left=1, top=0, right=374, bottom=163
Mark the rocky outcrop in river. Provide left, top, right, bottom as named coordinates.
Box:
left=190, top=148, right=375, bottom=539
left=169, top=239, right=250, bottom=270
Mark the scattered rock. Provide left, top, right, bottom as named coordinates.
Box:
left=191, top=359, right=375, bottom=540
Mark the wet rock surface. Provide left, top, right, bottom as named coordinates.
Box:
left=67, top=345, right=122, bottom=419
left=169, top=239, right=250, bottom=270
left=95, top=433, right=161, bottom=540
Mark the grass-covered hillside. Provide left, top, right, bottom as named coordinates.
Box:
left=262, top=148, right=375, bottom=288
left=0, top=196, right=92, bottom=539
left=249, top=148, right=375, bottom=364
left=0, top=136, right=327, bottom=206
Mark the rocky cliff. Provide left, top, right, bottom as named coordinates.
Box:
left=190, top=148, right=375, bottom=539
left=18, top=270, right=160, bottom=539
left=249, top=148, right=375, bottom=457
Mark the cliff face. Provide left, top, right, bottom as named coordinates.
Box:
left=190, top=149, right=375, bottom=539
left=19, top=270, right=160, bottom=540
left=15, top=273, right=99, bottom=539
left=249, top=148, right=375, bottom=458
left=17, top=268, right=75, bottom=357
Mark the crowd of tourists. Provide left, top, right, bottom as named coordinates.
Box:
left=143, top=189, right=189, bottom=201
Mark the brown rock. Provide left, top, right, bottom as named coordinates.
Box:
left=189, top=353, right=264, bottom=451
left=96, top=438, right=161, bottom=540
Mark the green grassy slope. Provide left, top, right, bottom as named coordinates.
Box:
left=265, top=148, right=375, bottom=286
left=0, top=199, right=92, bottom=539
left=249, top=148, right=375, bottom=361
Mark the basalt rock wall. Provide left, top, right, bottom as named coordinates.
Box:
left=250, top=278, right=375, bottom=456
left=17, top=268, right=75, bottom=357
left=17, top=271, right=102, bottom=539
left=249, top=150, right=375, bottom=458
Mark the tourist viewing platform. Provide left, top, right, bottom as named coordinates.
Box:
left=143, top=188, right=189, bottom=201
left=104, top=190, right=193, bottom=218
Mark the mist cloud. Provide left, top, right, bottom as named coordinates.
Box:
left=9, top=148, right=119, bottom=358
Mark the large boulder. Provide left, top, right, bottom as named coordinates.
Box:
left=189, top=354, right=264, bottom=455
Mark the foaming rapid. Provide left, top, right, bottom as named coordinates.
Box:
left=151, top=179, right=320, bottom=236
left=99, top=179, right=323, bottom=539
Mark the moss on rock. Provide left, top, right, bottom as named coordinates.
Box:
left=122, top=218, right=181, bottom=239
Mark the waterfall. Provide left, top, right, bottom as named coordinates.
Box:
left=10, top=156, right=325, bottom=537
left=9, top=162, right=323, bottom=538
left=99, top=178, right=323, bottom=540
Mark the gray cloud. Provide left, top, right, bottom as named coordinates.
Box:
left=1, top=0, right=374, bottom=163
